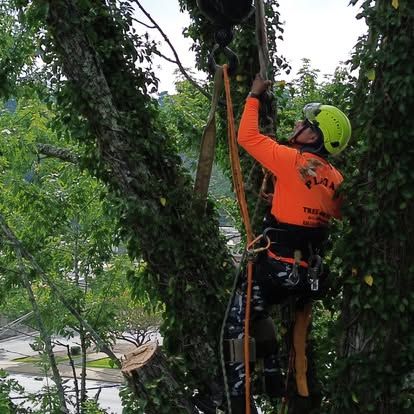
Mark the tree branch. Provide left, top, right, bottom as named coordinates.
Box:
left=36, top=143, right=79, bottom=164
left=153, top=49, right=177, bottom=65
left=132, top=17, right=155, bottom=29
left=134, top=0, right=211, bottom=100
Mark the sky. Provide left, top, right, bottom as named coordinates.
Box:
left=137, top=0, right=367, bottom=93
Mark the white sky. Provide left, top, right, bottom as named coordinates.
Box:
left=137, top=0, right=367, bottom=93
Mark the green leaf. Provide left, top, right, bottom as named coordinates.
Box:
left=364, top=275, right=374, bottom=286
left=366, top=69, right=376, bottom=81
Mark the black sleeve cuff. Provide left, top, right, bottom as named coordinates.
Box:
left=248, top=92, right=260, bottom=100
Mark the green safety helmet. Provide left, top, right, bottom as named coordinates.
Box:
left=303, top=103, right=352, bottom=155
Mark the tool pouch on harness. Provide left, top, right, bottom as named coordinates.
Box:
left=223, top=338, right=256, bottom=363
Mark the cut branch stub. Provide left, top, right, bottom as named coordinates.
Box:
left=122, top=342, right=198, bottom=413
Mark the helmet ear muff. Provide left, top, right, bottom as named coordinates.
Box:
left=303, top=103, right=352, bottom=155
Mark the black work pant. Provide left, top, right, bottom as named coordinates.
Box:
left=223, top=255, right=321, bottom=401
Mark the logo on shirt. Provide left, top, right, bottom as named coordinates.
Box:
left=298, top=158, right=336, bottom=191
left=305, top=177, right=337, bottom=191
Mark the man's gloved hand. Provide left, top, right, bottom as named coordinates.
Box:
left=250, top=73, right=272, bottom=96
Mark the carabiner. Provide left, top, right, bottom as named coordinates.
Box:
left=307, top=254, right=322, bottom=291
left=208, top=43, right=239, bottom=76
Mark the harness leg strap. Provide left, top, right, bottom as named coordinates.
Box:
left=293, top=302, right=312, bottom=397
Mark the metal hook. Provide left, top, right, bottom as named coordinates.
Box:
left=208, top=43, right=239, bottom=76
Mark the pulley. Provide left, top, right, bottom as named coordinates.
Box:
left=196, top=0, right=254, bottom=27
left=197, top=0, right=254, bottom=75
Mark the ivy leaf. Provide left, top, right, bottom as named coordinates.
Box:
left=392, top=0, right=399, bottom=9
left=366, top=69, right=376, bottom=81
left=352, top=392, right=359, bottom=403
left=159, top=197, right=167, bottom=206
left=364, top=274, right=374, bottom=286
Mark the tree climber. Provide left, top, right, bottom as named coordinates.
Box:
left=223, top=74, right=351, bottom=413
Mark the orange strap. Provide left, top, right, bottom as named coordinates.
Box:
left=267, top=249, right=309, bottom=268
left=223, top=64, right=253, bottom=414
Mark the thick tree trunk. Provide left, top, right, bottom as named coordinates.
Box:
left=45, top=0, right=232, bottom=409
left=333, top=1, right=414, bottom=412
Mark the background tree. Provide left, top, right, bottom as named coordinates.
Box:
left=0, top=94, right=160, bottom=413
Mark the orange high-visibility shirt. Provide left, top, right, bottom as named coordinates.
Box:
left=238, top=97, right=343, bottom=228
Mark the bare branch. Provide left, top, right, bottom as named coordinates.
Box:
left=134, top=0, right=211, bottom=100
left=132, top=17, right=156, bottom=29
left=153, top=50, right=177, bottom=65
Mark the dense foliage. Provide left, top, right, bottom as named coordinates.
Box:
left=328, top=1, right=414, bottom=412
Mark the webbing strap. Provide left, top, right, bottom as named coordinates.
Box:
left=293, top=302, right=312, bottom=396
left=223, top=64, right=254, bottom=414
left=194, top=67, right=224, bottom=201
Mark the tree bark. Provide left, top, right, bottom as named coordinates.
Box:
left=36, top=143, right=79, bottom=164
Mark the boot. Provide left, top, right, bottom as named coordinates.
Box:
left=264, top=368, right=285, bottom=398
left=230, top=396, right=258, bottom=414
left=288, top=395, right=312, bottom=414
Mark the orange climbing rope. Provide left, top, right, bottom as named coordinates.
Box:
left=223, top=64, right=254, bottom=414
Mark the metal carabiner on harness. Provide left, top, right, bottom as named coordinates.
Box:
left=307, top=254, right=322, bottom=291
left=285, top=249, right=302, bottom=287
left=246, top=234, right=271, bottom=262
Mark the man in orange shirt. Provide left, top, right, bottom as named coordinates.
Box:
left=222, top=75, right=351, bottom=413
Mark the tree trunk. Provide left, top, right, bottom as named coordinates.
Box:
left=80, top=327, right=88, bottom=410
left=45, top=0, right=232, bottom=409
left=332, top=1, right=414, bottom=412
left=17, top=260, right=69, bottom=413
left=66, top=344, right=81, bottom=414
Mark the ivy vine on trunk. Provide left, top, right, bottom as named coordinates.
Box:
left=331, top=1, right=414, bottom=412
